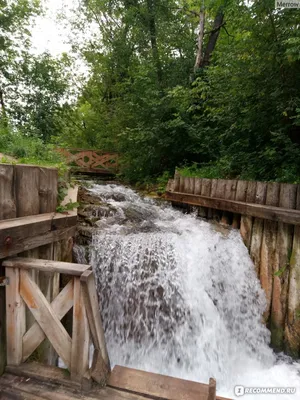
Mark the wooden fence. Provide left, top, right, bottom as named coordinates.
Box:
left=0, top=164, right=76, bottom=375
left=166, top=173, right=300, bottom=356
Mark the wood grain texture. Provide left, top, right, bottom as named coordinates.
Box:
left=6, top=267, right=25, bottom=366
left=233, top=180, right=248, bottom=229
left=108, top=365, right=229, bottom=400
left=164, top=191, right=300, bottom=225
left=260, top=183, right=280, bottom=322
left=15, top=165, right=40, bottom=217
left=0, top=212, right=77, bottom=259
left=240, top=181, right=256, bottom=248
left=22, top=280, right=74, bottom=362
left=221, top=180, right=237, bottom=225
left=0, top=164, right=16, bottom=220
left=20, top=270, right=72, bottom=368
left=285, top=185, right=300, bottom=357
left=248, top=182, right=266, bottom=275
left=271, top=183, right=297, bottom=350
left=80, top=270, right=109, bottom=367
left=71, top=277, right=90, bottom=382
left=4, top=257, right=90, bottom=276
left=0, top=367, right=176, bottom=400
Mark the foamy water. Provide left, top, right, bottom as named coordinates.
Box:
left=75, top=183, right=300, bottom=399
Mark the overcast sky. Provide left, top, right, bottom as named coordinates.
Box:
left=31, top=0, right=74, bottom=56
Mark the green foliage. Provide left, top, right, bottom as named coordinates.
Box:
left=56, top=201, right=79, bottom=213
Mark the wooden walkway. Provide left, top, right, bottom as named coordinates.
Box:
left=0, top=363, right=230, bottom=400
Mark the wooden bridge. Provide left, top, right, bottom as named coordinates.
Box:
left=57, top=148, right=119, bottom=175
left=0, top=163, right=230, bottom=400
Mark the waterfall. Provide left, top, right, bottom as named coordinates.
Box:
left=75, top=183, right=300, bottom=399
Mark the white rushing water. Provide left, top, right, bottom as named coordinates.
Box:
left=75, top=183, right=300, bottom=399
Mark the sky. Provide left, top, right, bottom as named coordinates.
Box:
left=30, top=0, right=74, bottom=56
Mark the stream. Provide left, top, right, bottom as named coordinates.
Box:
left=74, top=182, right=300, bottom=399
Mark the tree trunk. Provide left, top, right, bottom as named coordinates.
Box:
left=201, top=7, right=224, bottom=68
left=0, top=89, right=8, bottom=127
left=146, top=0, right=163, bottom=86
left=194, top=7, right=205, bottom=72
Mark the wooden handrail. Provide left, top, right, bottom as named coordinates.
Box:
left=3, top=257, right=91, bottom=276
left=165, top=191, right=300, bottom=226
left=5, top=257, right=110, bottom=388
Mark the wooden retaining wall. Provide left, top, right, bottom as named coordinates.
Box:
left=166, top=173, right=300, bottom=357
left=0, top=164, right=75, bottom=375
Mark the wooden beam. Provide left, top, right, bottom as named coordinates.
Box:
left=20, top=270, right=72, bottom=368
left=208, top=378, right=216, bottom=400
left=165, top=191, right=300, bottom=226
left=71, top=277, right=90, bottom=382
left=3, top=257, right=91, bottom=276
left=0, top=212, right=77, bottom=259
left=22, top=280, right=74, bottom=362
left=5, top=267, right=25, bottom=366
left=80, top=270, right=110, bottom=367
left=108, top=366, right=230, bottom=400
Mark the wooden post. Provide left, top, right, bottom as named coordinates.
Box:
left=71, top=277, right=90, bottom=383
left=232, top=180, right=248, bottom=229
left=6, top=267, right=25, bottom=365
left=208, top=179, right=218, bottom=219
left=240, top=181, right=257, bottom=247
left=173, top=171, right=180, bottom=192
left=221, top=180, right=237, bottom=225
left=200, top=179, right=212, bottom=219
left=249, top=182, right=267, bottom=277
left=260, top=182, right=280, bottom=323
left=285, top=185, right=300, bottom=357
left=208, top=377, right=216, bottom=400
left=271, top=184, right=297, bottom=350
left=213, top=179, right=226, bottom=222
left=0, top=164, right=16, bottom=375
left=80, top=270, right=110, bottom=385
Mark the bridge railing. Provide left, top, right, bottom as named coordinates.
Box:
left=57, top=148, right=119, bottom=174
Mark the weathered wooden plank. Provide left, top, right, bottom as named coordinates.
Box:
left=71, top=277, right=90, bottom=382
left=200, top=178, right=212, bottom=219
left=0, top=166, right=14, bottom=373
left=173, top=171, right=180, bottom=192
left=208, top=179, right=218, bottom=219
left=3, top=257, right=90, bottom=276
left=0, top=369, right=166, bottom=400
left=0, top=164, right=16, bottom=220
left=208, top=378, right=216, bottom=400
left=39, top=168, right=58, bottom=214
left=248, top=182, right=266, bottom=275
left=15, top=165, right=40, bottom=217
left=260, top=182, right=280, bottom=322
left=108, top=366, right=229, bottom=400
left=194, top=178, right=206, bottom=218
left=271, top=183, right=297, bottom=350
left=0, top=261, right=5, bottom=376
left=0, top=226, right=76, bottom=259
left=233, top=180, right=248, bottom=230
left=0, top=211, right=77, bottom=259
left=80, top=270, right=109, bottom=367
left=37, top=244, right=59, bottom=366
left=221, top=180, right=237, bottom=225
left=19, top=270, right=72, bottom=368
left=285, top=185, right=300, bottom=357
left=5, top=362, right=81, bottom=390
left=6, top=267, right=25, bottom=366
left=164, top=191, right=300, bottom=225
left=240, top=181, right=256, bottom=245
left=22, top=280, right=74, bottom=362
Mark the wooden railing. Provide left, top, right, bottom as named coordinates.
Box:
left=3, top=257, right=110, bottom=388
left=166, top=173, right=300, bottom=356
left=57, top=148, right=119, bottom=174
